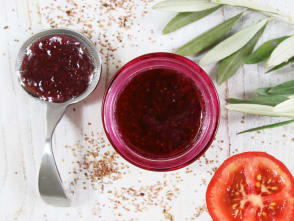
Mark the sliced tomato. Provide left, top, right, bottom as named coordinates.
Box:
left=206, top=152, right=294, bottom=221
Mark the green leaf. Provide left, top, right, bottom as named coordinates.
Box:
left=225, top=104, right=294, bottom=118
left=267, top=35, right=294, bottom=67
left=216, top=23, right=266, bottom=85
left=256, top=87, right=272, bottom=96
left=266, top=56, right=294, bottom=73
left=163, top=6, right=221, bottom=34
left=200, top=18, right=268, bottom=66
left=212, top=0, right=280, bottom=15
left=211, top=0, right=294, bottom=24
left=176, top=11, right=242, bottom=55
left=152, top=0, right=219, bottom=12
left=244, top=36, right=289, bottom=64
left=274, top=98, right=294, bottom=113
left=269, top=80, right=294, bottom=95
left=227, top=95, right=288, bottom=106
left=237, top=119, right=294, bottom=134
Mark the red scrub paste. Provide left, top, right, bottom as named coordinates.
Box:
left=19, top=34, right=94, bottom=102
left=115, top=68, right=203, bottom=158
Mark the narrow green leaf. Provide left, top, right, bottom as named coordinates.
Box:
left=225, top=104, right=294, bottom=118
left=163, top=6, right=221, bottom=34
left=244, top=36, right=289, bottom=64
left=216, top=24, right=266, bottom=85
left=256, top=87, right=272, bottom=96
left=266, top=56, right=294, bottom=73
left=274, top=98, right=294, bottom=113
left=267, top=35, right=294, bottom=67
left=237, top=119, right=294, bottom=134
left=211, top=0, right=294, bottom=24
left=212, top=0, right=281, bottom=15
left=152, top=0, right=219, bottom=12
left=227, top=95, right=288, bottom=106
left=176, top=12, right=242, bottom=55
left=200, top=18, right=268, bottom=66
left=269, top=80, right=294, bottom=95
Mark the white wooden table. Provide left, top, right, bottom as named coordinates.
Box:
left=1, top=0, right=294, bottom=220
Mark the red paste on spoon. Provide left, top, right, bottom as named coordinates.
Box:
left=19, top=34, right=94, bottom=102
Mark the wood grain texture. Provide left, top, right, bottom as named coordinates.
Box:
left=1, top=0, right=294, bottom=221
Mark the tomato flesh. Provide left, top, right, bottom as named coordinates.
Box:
left=206, top=152, right=294, bottom=221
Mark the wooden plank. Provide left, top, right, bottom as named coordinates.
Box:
left=0, top=0, right=294, bottom=220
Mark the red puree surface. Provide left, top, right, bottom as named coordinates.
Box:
left=19, top=34, right=94, bottom=102
left=116, top=68, right=203, bottom=158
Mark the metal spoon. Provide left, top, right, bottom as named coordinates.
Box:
left=15, top=29, right=102, bottom=207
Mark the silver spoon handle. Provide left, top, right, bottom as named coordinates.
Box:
left=38, top=103, right=71, bottom=207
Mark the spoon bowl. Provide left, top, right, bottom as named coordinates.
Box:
left=16, top=28, right=102, bottom=207
left=16, top=28, right=101, bottom=105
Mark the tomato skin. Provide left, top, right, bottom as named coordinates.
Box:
left=206, top=152, right=294, bottom=221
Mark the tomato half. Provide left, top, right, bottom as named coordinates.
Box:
left=206, top=152, right=294, bottom=221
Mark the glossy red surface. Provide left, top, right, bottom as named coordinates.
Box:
left=19, top=34, right=94, bottom=102
left=102, top=52, right=220, bottom=171
left=116, top=68, right=203, bottom=158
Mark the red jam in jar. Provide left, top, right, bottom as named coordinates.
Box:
left=115, top=68, right=203, bottom=158
left=19, top=34, right=94, bottom=102
left=103, top=52, right=220, bottom=171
